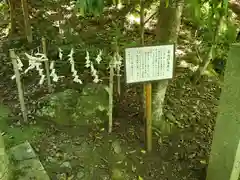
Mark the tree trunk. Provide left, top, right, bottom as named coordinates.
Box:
left=8, top=0, right=25, bottom=38
left=152, top=0, right=184, bottom=132
left=191, top=16, right=223, bottom=83
left=21, top=0, right=33, bottom=43
left=229, top=0, right=240, bottom=17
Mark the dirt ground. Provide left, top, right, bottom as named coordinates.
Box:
left=0, top=68, right=221, bottom=179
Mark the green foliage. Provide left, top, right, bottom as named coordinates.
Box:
left=0, top=105, right=44, bottom=148
left=0, top=1, right=9, bottom=26
left=222, top=0, right=228, bottom=15
left=37, top=84, right=109, bottom=126
left=37, top=89, right=80, bottom=125
left=184, top=0, right=238, bottom=76
left=73, top=83, right=109, bottom=125
left=76, top=0, right=105, bottom=16
left=0, top=1, right=8, bottom=13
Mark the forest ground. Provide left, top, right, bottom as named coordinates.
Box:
left=0, top=73, right=221, bottom=179
left=0, top=16, right=222, bottom=180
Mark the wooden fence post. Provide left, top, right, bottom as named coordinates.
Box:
left=115, top=49, right=121, bottom=96
left=9, top=49, right=28, bottom=122
left=42, top=37, right=52, bottom=92
left=108, top=61, right=114, bottom=133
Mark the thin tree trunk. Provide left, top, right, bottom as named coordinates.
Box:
left=152, top=0, right=184, bottom=132
left=8, top=0, right=25, bottom=38
left=191, top=3, right=224, bottom=83
left=21, top=0, right=33, bottom=43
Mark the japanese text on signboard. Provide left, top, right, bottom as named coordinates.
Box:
left=125, top=45, right=174, bottom=83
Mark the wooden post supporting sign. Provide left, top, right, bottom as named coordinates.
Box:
left=125, top=45, right=174, bottom=152
left=145, top=83, right=152, bottom=151
left=140, top=0, right=153, bottom=152
left=126, top=1, right=174, bottom=152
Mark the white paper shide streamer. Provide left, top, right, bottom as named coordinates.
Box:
left=58, top=48, right=63, bottom=60
left=49, top=61, right=59, bottom=82
left=68, top=48, right=83, bottom=84
left=113, top=52, right=123, bottom=70
left=95, top=50, right=103, bottom=64
left=85, top=51, right=91, bottom=68
left=11, top=48, right=104, bottom=85
left=85, top=50, right=102, bottom=83
left=24, top=53, right=47, bottom=85
left=12, top=53, right=47, bottom=85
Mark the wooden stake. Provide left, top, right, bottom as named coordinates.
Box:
left=108, top=62, right=114, bottom=133
left=42, top=37, right=52, bottom=92
left=146, top=83, right=152, bottom=151
left=10, top=49, right=28, bottom=122
left=140, top=0, right=152, bottom=152
left=117, top=67, right=121, bottom=96
left=116, top=47, right=121, bottom=96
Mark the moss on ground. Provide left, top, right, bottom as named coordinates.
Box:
left=0, top=104, right=44, bottom=148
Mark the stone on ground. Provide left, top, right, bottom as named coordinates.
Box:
left=9, top=141, right=50, bottom=180
left=10, top=141, right=37, bottom=161
left=0, top=132, right=10, bottom=180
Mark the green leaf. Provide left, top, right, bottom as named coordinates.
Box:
left=76, top=0, right=104, bottom=16
left=187, top=0, right=202, bottom=25
left=86, top=0, right=93, bottom=11
left=76, top=0, right=87, bottom=16
left=222, top=0, right=228, bottom=15
left=165, top=0, right=169, bottom=7
left=194, top=1, right=201, bottom=23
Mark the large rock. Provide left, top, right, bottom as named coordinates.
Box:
left=37, top=83, right=109, bottom=126
left=0, top=132, right=10, bottom=180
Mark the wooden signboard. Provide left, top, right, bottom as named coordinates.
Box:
left=125, top=45, right=174, bottom=84
left=125, top=44, right=175, bottom=152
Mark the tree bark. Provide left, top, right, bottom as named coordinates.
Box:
left=152, top=0, right=184, bottom=131
left=21, top=0, right=33, bottom=43
left=229, top=0, right=240, bottom=17
left=8, top=0, right=25, bottom=38
left=191, top=12, right=223, bottom=84
left=155, top=0, right=183, bottom=43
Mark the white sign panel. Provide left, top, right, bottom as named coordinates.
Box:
left=125, top=45, right=174, bottom=84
